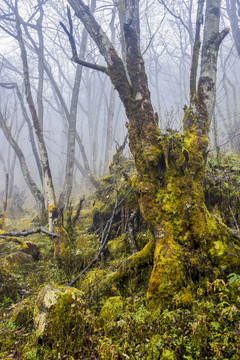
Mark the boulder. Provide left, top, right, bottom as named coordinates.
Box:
left=11, top=301, right=33, bottom=328
left=22, top=241, right=40, bottom=261
left=6, top=251, right=33, bottom=266
left=34, top=284, right=91, bottom=353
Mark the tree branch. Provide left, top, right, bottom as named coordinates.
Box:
left=59, top=8, right=107, bottom=73
left=67, top=0, right=132, bottom=110
left=189, top=0, right=205, bottom=102
left=158, top=0, right=193, bottom=42
left=0, top=226, right=59, bottom=239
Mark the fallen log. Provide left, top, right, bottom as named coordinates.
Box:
left=0, top=226, right=59, bottom=239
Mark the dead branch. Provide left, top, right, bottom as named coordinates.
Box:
left=72, top=197, right=85, bottom=225
left=0, top=226, right=59, bottom=239
left=127, top=208, right=139, bottom=254
left=229, top=207, right=239, bottom=231
left=68, top=194, right=119, bottom=286
left=230, top=228, right=240, bottom=242
left=68, top=188, right=133, bottom=286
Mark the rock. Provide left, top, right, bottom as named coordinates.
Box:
left=6, top=251, right=33, bottom=266
left=34, top=284, right=89, bottom=351
left=0, top=265, right=19, bottom=302
left=22, top=242, right=40, bottom=261
left=100, top=296, right=124, bottom=322
left=11, top=301, right=33, bottom=328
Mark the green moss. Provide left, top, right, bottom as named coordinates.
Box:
left=147, top=232, right=185, bottom=307
left=107, top=235, right=128, bottom=259
left=11, top=301, right=33, bottom=328
left=161, top=349, right=177, bottom=359
left=77, top=268, right=106, bottom=293
left=34, top=285, right=94, bottom=356
left=0, top=211, right=6, bottom=229
left=0, top=265, right=19, bottom=302
left=108, top=239, right=154, bottom=285
left=174, top=286, right=194, bottom=308
left=100, top=296, right=124, bottom=322
left=53, top=225, right=73, bottom=272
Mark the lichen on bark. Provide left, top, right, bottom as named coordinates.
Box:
left=66, top=0, right=239, bottom=307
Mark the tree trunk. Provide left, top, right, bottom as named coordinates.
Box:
left=15, top=5, right=57, bottom=232
left=67, top=0, right=240, bottom=305
left=0, top=82, right=43, bottom=184
left=226, top=0, right=240, bottom=57
left=0, top=173, right=8, bottom=229
left=0, top=110, right=46, bottom=216
left=59, top=27, right=88, bottom=208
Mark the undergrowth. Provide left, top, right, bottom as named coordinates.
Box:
left=0, top=153, right=240, bottom=359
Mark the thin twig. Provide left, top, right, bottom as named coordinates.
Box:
left=72, top=197, right=85, bottom=225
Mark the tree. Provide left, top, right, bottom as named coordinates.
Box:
left=64, top=0, right=239, bottom=305
left=0, top=109, right=45, bottom=215
left=226, top=0, right=240, bottom=57
left=0, top=0, right=57, bottom=230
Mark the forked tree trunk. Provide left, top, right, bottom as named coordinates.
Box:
left=67, top=0, right=240, bottom=305
left=15, top=5, right=57, bottom=232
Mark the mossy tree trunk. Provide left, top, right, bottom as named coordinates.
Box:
left=67, top=0, right=240, bottom=304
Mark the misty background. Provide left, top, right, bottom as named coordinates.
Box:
left=0, top=0, right=240, bottom=211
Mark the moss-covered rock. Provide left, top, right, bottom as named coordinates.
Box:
left=174, top=286, right=194, bottom=308
left=34, top=284, right=93, bottom=355
left=6, top=251, right=33, bottom=267
left=11, top=301, right=33, bottom=328
left=21, top=241, right=40, bottom=261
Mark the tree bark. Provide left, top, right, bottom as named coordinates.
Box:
left=226, top=0, right=240, bottom=58
left=66, top=0, right=239, bottom=305
left=0, top=173, right=8, bottom=229
left=58, top=27, right=88, bottom=208
left=15, top=4, right=57, bottom=231
left=0, top=110, right=45, bottom=215
left=0, top=82, right=43, bottom=184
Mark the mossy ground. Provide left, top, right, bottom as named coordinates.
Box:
left=0, top=153, right=240, bottom=359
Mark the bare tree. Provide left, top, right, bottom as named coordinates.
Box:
left=226, top=0, right=240, bottom=57
left=0, top=109, right=45, bottom=215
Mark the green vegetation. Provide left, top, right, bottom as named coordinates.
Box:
left=0, top=153, right=240, bottom=359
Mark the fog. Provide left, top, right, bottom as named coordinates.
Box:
left=0, top=0, right=240, bottom=211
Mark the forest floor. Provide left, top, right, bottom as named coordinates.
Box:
left=0, top=152, right=240, bottom=360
